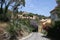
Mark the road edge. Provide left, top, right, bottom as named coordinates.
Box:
left=19, top=33, right=33, bottom=40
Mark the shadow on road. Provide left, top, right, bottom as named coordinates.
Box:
left=42, top=35, right=60, bottom=40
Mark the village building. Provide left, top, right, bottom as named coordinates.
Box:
left=50, top=6, right=60, bottom=21
left=38, top=18, right=51, bottom=33
left=50, top=0, right=60, bottom=21
left=50, top=0, right=60, bottom=26
left=17, top=12, right=39, bottom=20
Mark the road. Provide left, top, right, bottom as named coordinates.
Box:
left=20, top=32, right=50, bottom=40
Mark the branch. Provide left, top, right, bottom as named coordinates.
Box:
left=4, top=0, right=11, bottom=14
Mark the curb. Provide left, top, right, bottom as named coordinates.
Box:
left=19, top=33, right=33, bottom=40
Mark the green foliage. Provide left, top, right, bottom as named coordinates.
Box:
left=0, top=0, right=25, bottom=22
left=23, top=14, right=28, bottom=17
left=28, top=12, right=46, bottom=19
left=6, top=19, right=30, bottom=40
left=19, top=19, right=35, bottom=32
left=47, top=21, right=60, bottom=39
left=56, top=0, right=60, bottom=2
left=21, top=0, right=25, bottom=6
left=28, top=13, right=34, bottom=17
left=6, top=18, right=36, bottom=40
left=19, top=11, right=23, bottom=15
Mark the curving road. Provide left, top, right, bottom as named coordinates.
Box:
left=22, top=32, right=50, bottom=40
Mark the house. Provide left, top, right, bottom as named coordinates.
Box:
left=32, top=16, right=36, bottom=19
left=50, top=0, right=60, bottom=26
left=50, top=0, right=60, bottom=21
left=50, top=7, right=58, bottom=21
left=38, top=18, right=51, bottom=32
left=17, top=12, right=39, bottom=20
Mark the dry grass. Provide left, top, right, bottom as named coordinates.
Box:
left=0, top=22, right=8, bottom=40
left=0, top=22, right=8, bottom=29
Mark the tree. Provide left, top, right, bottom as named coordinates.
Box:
left=0, top=0, right=25, bottom=22
left=28, top=13, right=34, bottom=17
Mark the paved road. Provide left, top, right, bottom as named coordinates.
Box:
left=24, top=32, right=50, bottom=40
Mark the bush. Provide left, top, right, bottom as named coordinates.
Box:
left=47, top=21, right=60, bottom=39
left=6, top=18, right=36, bottom=40
left=0, top=14, right=9, bottom=22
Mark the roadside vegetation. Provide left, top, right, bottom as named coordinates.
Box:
left=0, top=0, right=50, bottom=40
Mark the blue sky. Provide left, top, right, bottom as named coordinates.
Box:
left=18, top=0, right=57, bottom=17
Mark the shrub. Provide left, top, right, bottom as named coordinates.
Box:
left=47, top=21, right=60, bottom=39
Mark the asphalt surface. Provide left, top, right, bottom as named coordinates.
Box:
left=24, top=32, right=50, bottom=40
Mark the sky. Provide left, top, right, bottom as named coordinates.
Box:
left=18, top=0, right=57, bottom=17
